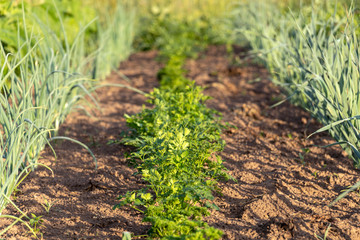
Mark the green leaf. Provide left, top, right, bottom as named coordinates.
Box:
left=142, top=193, right=152, bottom=202
left=330, top=179, right=360, bottom=207
left=122, top=231, right=132, bottom=240
left=308, top=115, right=360, bottom=139
left=205, top=202, right=220, bottom=211
left=134, top=199, right=143, bottom=206
left=129, top=193, right=136, bottom=202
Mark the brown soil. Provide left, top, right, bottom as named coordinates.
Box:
left=1, top=46, right=359, bottom=240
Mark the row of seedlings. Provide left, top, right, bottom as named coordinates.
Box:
left=114, top=17, right=233, bottom=239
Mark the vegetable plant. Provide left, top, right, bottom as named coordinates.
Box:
left=0, top=0, right=134, bottom=235
left=114, top=4, right=235, bottom=237
left=115, top=84, right=231, bottom=238
left=233, top=0, right=360, bottom=203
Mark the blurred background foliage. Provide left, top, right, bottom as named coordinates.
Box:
left=0, top=0, right=97, bottom=54
left=2, top=0, right=359, bottom=55
left=129, top=0, right=236, bottom=51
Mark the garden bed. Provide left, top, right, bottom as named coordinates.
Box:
left=1, top=45, right=359, bottom=239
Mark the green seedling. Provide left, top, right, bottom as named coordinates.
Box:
left=11, top=188, right=21, bottom=201
left=29, top=213, right=43, bottom=235
left=315, top=223, right=331, bottom=240
left=298, top=148, right=310, bottom=165
left=89, top=136, right=101, bottom=148
left=40, top=198, right=57, bottom=213
left=287, top=133, right=293, bottom=139
left=112, top=2, right=236, bottom=238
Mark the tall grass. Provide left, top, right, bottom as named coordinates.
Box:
left=233, top=0, right=360, bottom=202
left=0, top=0, right=134, bottom=228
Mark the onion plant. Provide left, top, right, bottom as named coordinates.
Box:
left=94, top=3, right=134, bottom=79
left=0, top=0, right=134, bottom=232
left=233, top=0, right=360, bottom=203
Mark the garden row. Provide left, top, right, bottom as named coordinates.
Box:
left=0, top=0, right=235, bottom=237
left=0, top=0, right=133, bottom=235
left=113, top=9, right=234, bottom=239
left=234, top=0, right=360, bottom=201
left=2, top=0, right=360, bottom=237
left=113, top=1, right=360, bottom=237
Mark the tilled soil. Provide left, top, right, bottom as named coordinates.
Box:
left=1, top=46, right=359, bottom=240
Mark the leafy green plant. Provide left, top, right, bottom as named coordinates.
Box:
left=28, top=213, right=43, bottom=235
left=112, top=2, right=237, bottom=238
left=115, top=80, right=231, bottom=239
left=157, top=55, right=190, bottom=90
left=298, top=148, right=310, bottom=165
left=40, top=198, right=57, bottom=214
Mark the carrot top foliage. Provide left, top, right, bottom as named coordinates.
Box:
left=115, top=85, right=231, bottom=238
left=113, top=1, right=235, bottom=238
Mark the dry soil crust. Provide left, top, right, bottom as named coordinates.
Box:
left=1, top=46, right=359, bottom=239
